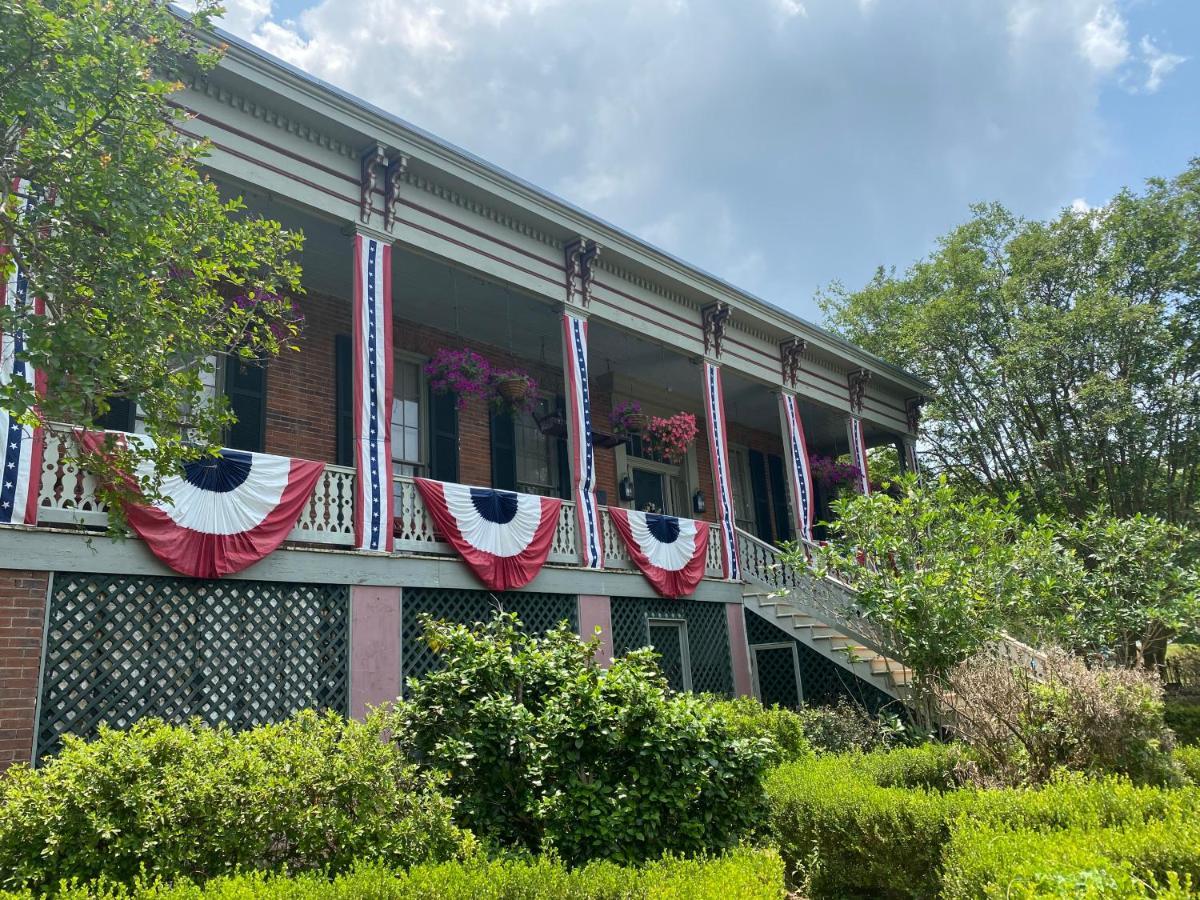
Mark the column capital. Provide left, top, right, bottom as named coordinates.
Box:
left=353, top=223, right=393, bottom=244
left=557, top=300, right=589, bottom=320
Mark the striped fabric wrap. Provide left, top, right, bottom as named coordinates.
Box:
left=847, top=414, right=871, bottom=495
left=0, top=180, right=45, bottom=526
left=702, top=360, right=740, bottom=581
left=352, top=234, right=394, bottom=552
left=561, top=312, right=603, bottom=568
left=778, top=392, right=814, bottom=541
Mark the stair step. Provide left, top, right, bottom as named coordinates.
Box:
left=870, top=657, right=907, bottom=675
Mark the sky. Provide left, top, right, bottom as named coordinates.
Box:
left=210, top=0, right=1198, bottom=323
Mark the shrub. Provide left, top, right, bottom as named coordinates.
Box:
left=1177, top=746, right=1200, bottom=783
left=390, top=614, right=774, bottom=865
left=943, top=819, right=1200, bottom=899
left=1166, top=701, right=1200, bottom=746
left=947, top=648, right=1176, bottom=785
left=0, top=711, right=472, bottom=893
left=764, top=748, right=1200, bottom=898
left=793, top=698, right=903, bottom=753
left=0, top=849, right=785, bottom=899
left=703, top=696, right=812, bottom=763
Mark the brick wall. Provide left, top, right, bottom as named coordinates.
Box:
left=0, top=569, right=48, bottom=772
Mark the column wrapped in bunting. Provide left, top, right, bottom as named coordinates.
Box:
left=778, top=392, right=814, bottom=541
left=560, top=312, right=603, bottom=568
left=702, top=361, right=740, bottom=581
left=0, top=180, right=46, bottom=526
left=846, top=415, right=871, bottom=495
left=352, top=233, right=394, bottom=552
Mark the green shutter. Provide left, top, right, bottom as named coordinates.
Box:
left=95, top=396, right=136, bottom=433
left=490, top=409, right=517, bottom=491
left=334, top=334, right=353, bottom=467
left=224, top=356, right=266, bottom=452
left=429, top=388, right=459, bottom=482
left=555, top=396, right=572, bottom=500
left=747, top=449, right=772, bottom=542
left=767, top=453, right=792, bottom=543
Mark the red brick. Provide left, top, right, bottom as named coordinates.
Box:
left=0, top=570, right=47, bottom=773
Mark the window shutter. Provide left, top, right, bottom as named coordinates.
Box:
left=490, top=408, right=517, bottom=491
left=429, top=388, right=459, bottom=482
left=747, top=448, right=773, bottom=542
left=767, top=452, right=793, bottom=543
left=555, top=396, right=572, bottom=500
left=224, top=356, right=266, bottom=452
left=334, top=334, right=353, bottom=467
left=95, top=396, right=136, bottom=433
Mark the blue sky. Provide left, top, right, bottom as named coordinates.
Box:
left=213, top=0, right=1198, bottom=323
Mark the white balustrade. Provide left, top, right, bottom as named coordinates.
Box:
left=548, top=500, right=578, bottom=564
left=706, top=523, right=725, bottom=578
left=599, top=508, right=632, bottom=570
left=392, top=475, right=451, bottom=554
left=288, top=465, right=355, bottom=545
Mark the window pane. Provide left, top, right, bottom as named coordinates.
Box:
left=392, top=361, right=422, bottom=467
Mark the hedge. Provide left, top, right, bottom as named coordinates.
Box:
left=1166, top=702, right=1200, bottom=747
left=764, top=748, right=1200, bottom=899
left=0, top=850, right=786, bottom=900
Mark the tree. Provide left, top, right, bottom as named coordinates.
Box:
left=788, top=477, right=1071, bottom=726
left=1, top=0, right=303, bottom=516
left=820, top=161, right=1200, bottom=525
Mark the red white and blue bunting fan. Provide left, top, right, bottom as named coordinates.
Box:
left=561, top=312, right=603, bottom=568
left=415, top=477, right=563, bottom=591
left=847, top=415, right=871, bottom=495
left=607, top=508, right=709, bottom=598
left=0, top=179, right=46, bottom=526
left=778, top=392, right=814, bottom=541
left=702, top=360, right=741, bottom=580
left=353, top=233, right=394, bottom=553
left=82, top=433, right=324, bottom=578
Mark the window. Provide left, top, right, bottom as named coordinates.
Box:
left=391, top=359, right=423, bottom=478
left=729, top=446, right=756, bottom=533
left=515, top=399, right=559, bottom=497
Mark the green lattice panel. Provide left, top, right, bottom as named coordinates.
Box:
left=401, top=588, right=577, bottom=689
left=754, top=646, right=801, bottom=709
left=647, top=622, right=686, bottom=692
left=37, top=574, right=349, bottom=761
left=610, top=598, right=733, bottom=696
left=744, top=609, right=893, bottom=714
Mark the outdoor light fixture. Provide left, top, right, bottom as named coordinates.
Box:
left=619, top=476, right=635, bottom=502
left=692, top=490, right=705, bottom=515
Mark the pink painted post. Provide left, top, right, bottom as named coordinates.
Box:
left=726, top=603, right=754, bottom=698
left=349, top=585, right=402, bottom=719
left=578, top=594, right=614, bottom=667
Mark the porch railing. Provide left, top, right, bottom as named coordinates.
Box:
left=31, top=427, right=729, bottom=578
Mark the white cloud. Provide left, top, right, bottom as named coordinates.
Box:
left=1139, top=35, right=1186, bottom=93
left=1079, top=3, right=1129, bottom=73
left=1071, top=197, right=1092, bottom=214
left=216, top=0, right=1163, bottom=317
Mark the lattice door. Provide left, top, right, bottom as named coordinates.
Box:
left=610, top=598, right=733, bottom=696
left=401, top=588, right=577, bottom=688
left=36, top=573, right=349, bottom=761
left=647, top=621, right=688, bottom=692
left=752, top=644, right=802, bottom=709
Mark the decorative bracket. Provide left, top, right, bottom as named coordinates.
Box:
left=905, top=395, right=926, bottom=433
left=780, top=338, right=807, bottom=388
left=848, top=368, right=872, bottom=413
left=383, top=153, right=409, bottom=231
left=359, top=143, right=388, bottom=226
left=702, top=302, right=732, bottom=359
left=564, top=237, right=601, bottom=308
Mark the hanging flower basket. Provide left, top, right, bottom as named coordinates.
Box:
left=424, top=348, right=492, bottom=410
left=611, top=400, right=649, bottom=435
left=644, top=412, right=698, bottom=464
left=490, top=369, right=539, bottom=415
left=495, top=375, right=531, bottom=403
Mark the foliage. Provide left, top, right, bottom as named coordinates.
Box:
left=0, top=711, right=472, bottom=893
left=807, top=454, right=862, bottom=492
left=793, top=698, right=905, bottom=754
left=764, top=748, right=1200, bottom=899
left=1177, top=746, right=1200, bottom=782
left=820, top=161, right=1200, bottom=525
left=942, top=819, right=1200, bottom=899
left=1167, top=703, right=1200, bottom=747
left=0, top=849, right=786, bottom=900
left=1040, top=513, right=1200, bottom=668
left=946, top=649, right=1177, bottom=786
left=643, top=413, right=697, bottom=464
left=1, top=0, right=303, bottom=523
left=489, top=367, right=539, bottom=416
left=423, top=348, right=491, bottom=409
left=702, top=696, right=812, bottom=763
left=390, top=614, right=774, bottom=866
left=609, top=400, right=643, bottom=435
left=793, top=476, right=1069, bottom=725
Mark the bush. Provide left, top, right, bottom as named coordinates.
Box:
left=947, top=648, right=1176, bottom=785
left=703, top=697, right=812, bottom=763
left=1166, top=701, right=1200, bottom=746
left=764, top=747, right=1200, bottom=898
left=0, top=711, right=472, bottom=893
left=943, top=819, right=1200, bottom=899
left=793, top=698, right=903, bottom=754
left=2, top=849, right=786, bottom=899
left=1177, top=746, right=1200, bottom=783
left=390, top=614, right=774, bottom=866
